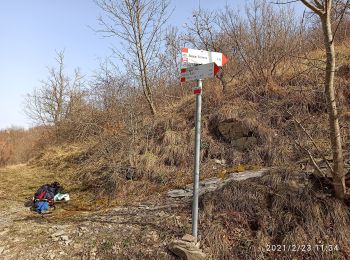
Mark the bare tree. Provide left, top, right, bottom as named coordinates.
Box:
left=159, top=27, right=183, bottom=85
left=95, top=0, right=171, bottom=115
left=295, top=0, right=346, bottom=199
left=25, top=50, right=83, bottom=125
left=91, top=60, right=130, bottom=112
left=219, top=0, right=303, bottom=87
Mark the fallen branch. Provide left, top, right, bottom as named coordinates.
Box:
left=286, top=109, right=334, bottom=175
left=294, top=140, right=326, bottom=177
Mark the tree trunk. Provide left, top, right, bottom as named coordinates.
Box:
left=135, top=0, right=156, bottom=115
left=320, top=7, right=346, bottom=199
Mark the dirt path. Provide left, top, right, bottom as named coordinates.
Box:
left=0, top=165, right=190, bottom=259
left=0, top=164, right=269, bottom=259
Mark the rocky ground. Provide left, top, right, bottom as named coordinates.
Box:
left=0, top=164, right=268, bottom=259
left=0, top=165, right=185, bottom=259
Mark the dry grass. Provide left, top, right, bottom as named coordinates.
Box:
left=0, top=164, right=57, bottom=204
left=30, top=142, right=90, bottom=170
left=0, top=163, right=118, bottom=218
left=200, top=168, right=350, bottom=259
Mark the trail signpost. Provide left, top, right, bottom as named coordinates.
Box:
left=181, top=48, right=228, bottom=239
left=181, top=48, right=228, bottom=67
left=180, top=62, right=220, bottom=82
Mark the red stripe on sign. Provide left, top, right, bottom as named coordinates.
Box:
left=194, top=88, right=201, bottom=94
left=181, top=47, right=188, bottom=53
left=213, top=63, right=220, bottom=76
left=181, top=77, right=186, bottom=82
left=181, top=68, right=187, bottom=73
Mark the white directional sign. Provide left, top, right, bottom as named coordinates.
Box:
left=181, top=48, right=228, bottom=67
left=180, top=62, right=220, bottom=82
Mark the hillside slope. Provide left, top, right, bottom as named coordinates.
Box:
left=1, top=164, right=350, bottom=259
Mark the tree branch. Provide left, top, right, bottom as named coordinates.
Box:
left=286, top=109, right=335, bottom=175
left=300, top=0, right=325, bottom=15
left=294, top=140, right=327, bottom=177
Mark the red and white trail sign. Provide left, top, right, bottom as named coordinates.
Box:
left=180, top=62, right=220, bottom=82
left=181, top=48, right=228, bottom=67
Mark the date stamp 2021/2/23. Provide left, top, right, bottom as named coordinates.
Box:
left=266, top=244, right=339, bottom=253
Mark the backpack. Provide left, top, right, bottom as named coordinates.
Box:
left=33, top=182, right=62, bottom=213
left=34, top=184, right=50, bottom=200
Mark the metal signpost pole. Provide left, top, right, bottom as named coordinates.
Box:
left=192, top=79, right=202, bottom=239
left=181, top=47, right=227, bottom=240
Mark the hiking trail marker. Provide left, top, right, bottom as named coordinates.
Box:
left=180, top=62, right=220, bottom=83
left=180, top=48, right=228, bottom=239
left=181, top=48, right=228, bottom=67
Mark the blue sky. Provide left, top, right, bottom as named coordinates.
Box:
left=0, top=0, right=302, bottom=129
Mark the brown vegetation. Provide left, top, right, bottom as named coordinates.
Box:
left=200, top=168, right=350, bottom=259
left=11, top=0, right=349, bottom=201
left=0, top=0, right=350, bottom=258
left=0, top=126, right=52, bottom=167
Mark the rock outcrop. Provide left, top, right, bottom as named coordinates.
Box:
left=216, top=119, right=257, bottom=150
left=168, top=234, right=206, bottom=260
left=168, top=168, right=269, bottom=198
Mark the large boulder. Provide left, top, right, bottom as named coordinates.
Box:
left=217, top=119, right=249, bottom=140
left=217, top=119, right=257, bottom=150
